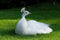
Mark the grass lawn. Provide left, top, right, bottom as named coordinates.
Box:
left=0, top=3, right=60, bottom=40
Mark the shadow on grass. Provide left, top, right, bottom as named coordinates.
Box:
left=0, top=28, right=39, bottom=38
left=0, top=29, right=52, bottom=38
left=0, top=29, right=15, bottom=36
left=50, top=22, right=60, bottom=31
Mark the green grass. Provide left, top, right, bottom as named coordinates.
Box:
left=0, top=3, right=60, bottom=40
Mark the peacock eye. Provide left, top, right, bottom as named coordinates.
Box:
left=25, top=12, right=27, bottom=13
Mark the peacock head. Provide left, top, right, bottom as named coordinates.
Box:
left=21, top=7, right=31, bottom=17
left=23, top=11, right=31, bottom=16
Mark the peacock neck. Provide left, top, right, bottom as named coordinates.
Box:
left=22, top=13, right=26, bottom=18
left=22, top=16, right=25, bottom=18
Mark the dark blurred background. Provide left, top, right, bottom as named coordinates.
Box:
left=0, top=0, right=60, bottom=9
